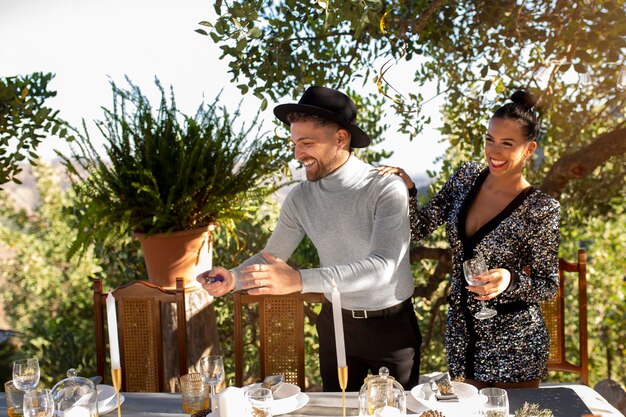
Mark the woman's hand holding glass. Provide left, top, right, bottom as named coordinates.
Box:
left=463, top=257, right=498, bottom=320
left=468, top=268, right=511, bottom=301
left=12, top=358, right=40, bottom=392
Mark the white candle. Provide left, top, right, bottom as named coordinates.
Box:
left=106, top=293, right=121, bottom=369
left=331, top=280, right=347, bottom=368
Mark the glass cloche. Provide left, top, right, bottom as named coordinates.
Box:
left=51, top=368, right=98, bottom=417
left=358, top=367, right=406, bottom=416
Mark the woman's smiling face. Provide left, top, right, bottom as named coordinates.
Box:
left=484, top=117, right=537, bottom=177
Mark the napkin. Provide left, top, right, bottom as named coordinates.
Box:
left=435, top=392, right=460, bottom=402
left=374, top=405, right=403, bottom=416
left=429, top=372, right=459, bottom=402
left=63, top=405, right=91, bottom=417
left=216, top=386, right=247, bottom=417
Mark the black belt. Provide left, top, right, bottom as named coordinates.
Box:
left=326, top=298, right=413, bottom=319
left=494, top=300, right=530, bottom=315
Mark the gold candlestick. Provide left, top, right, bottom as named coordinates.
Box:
left=338, top=366, right=348, bottom=417
left=111, top=367, right=122, bottom=417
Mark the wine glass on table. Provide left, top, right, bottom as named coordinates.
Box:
left=463, top=256, right=497, bottom=320
left=12, top=358, right=40, bottom=392
left=23, top=388, right=54, bottom=417
left=199, top=355, right=224, bottom=412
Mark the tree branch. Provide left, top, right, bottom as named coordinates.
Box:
left=541, top=127, right=626, bottom=199
left=386, top=0, right=448, bottom=37
left=409, top=246, right=452, bottom=265
left=420, top=288, right=448, bottom=358
left=411, top=246, right=453, bottom=299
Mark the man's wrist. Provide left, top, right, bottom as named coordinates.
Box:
left=296, top=270, right=304, bottom=292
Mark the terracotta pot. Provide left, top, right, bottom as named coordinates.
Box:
left=133, top=225, right=215, bottom=288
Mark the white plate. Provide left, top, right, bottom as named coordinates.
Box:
left=244, top=382, right=301, bottom=400
left=96, top=384, right=117, bottom=409
left=273, top=383, right=301, bottom=400
left=198, top=392, right=309, bottom=417
left=410, top=382, right=482, bottom=413
left=273, top=392, right=309, bottom=415
left=97, top=394, right=125, bottom=415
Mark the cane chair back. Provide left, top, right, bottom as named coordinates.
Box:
left=540, top=249, right=588, bottom=384
left=233, top=292, right=324, bottom=390
left=93, top=277, right=188, bottom=392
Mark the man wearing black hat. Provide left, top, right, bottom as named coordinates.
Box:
left=197, top=86, right=421, bottom=392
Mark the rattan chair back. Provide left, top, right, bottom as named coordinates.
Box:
left=93, top=277, right=188, bottom=392
left=540, top=249, right=588, bottom=384
left=233, top=292, right=324, bottom=390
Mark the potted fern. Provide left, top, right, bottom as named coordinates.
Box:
left=62, top=78, right=289, bottom=288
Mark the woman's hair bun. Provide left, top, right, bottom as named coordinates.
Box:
left=510, top=90, right=537, bottom=109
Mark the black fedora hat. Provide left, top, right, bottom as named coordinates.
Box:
left=273, top=86, right=371, bottom=148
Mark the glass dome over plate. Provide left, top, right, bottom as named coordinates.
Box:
left=51, top=368, right=98, bottom=417
left=358, top=367, right=406, bottom=415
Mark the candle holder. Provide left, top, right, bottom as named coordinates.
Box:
left=338, top=366, right=348, bottom=417
left=111, top=367, right=122, bottom=417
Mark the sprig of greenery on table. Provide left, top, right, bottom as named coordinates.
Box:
left=514, top=402, right=554, bottom=417
left=482, top=411, right=507, bottom=417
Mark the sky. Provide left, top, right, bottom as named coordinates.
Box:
left=0, top=0, right=448, bottom=179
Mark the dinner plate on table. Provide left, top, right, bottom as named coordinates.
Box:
left=244, top=383, right=310, bottom=415
left=411, top=381, right=482, bottom=414
left=96, top=385, right=117, bottom=410
left=97, top=393, right=125, bottom=415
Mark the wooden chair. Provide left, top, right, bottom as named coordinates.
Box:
left=233, top=292, right=324, bottom=390
left=93, top=277, right=188, bottom=392
left=540, top=249, right=589, bottom=384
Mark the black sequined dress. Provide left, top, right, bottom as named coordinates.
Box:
left=409, top=162, right=560, bottom=382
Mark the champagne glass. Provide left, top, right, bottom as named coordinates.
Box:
left=463, top=257, right=497, bottom=320
left=479, top=387, right=509, bottom=417
left=199, top=355, right=224, bottom=411
left=23, top=388, right=54, bottom=417
left=13, top=358, right=40, bottom=392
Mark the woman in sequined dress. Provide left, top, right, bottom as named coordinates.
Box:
left=378, top=91, right=560, bottom=388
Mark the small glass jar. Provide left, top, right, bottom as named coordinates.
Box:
left=358, top=367, right=406, bottom=415
left=51, top=368, right=98, bottom=416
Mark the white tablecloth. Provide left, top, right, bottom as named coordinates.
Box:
left=0, top=384, right=623, bottom=417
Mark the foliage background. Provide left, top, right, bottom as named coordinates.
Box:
left=2, top=161, right=623, bottom=390
left=197, top=0, right=626, bottom=389
left=1, top=0, right=625, bottom=395
left=0, top=163, right=144, bottom=386
left=0, top=73, right=75, bottom=187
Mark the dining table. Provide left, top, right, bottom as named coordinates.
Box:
left=0, top=383, right=623, bottom=417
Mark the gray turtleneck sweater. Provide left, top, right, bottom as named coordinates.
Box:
left=233, top=155, right=414, bottom=310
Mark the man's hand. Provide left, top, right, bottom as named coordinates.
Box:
left=196, top=266, right=235, bottom=297
left=239, top=252, right=303, bottom=295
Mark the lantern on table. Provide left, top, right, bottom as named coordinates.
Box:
left=358, top=367, right=406, bottom=416
left=51, top=368, right=98, bottom=416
